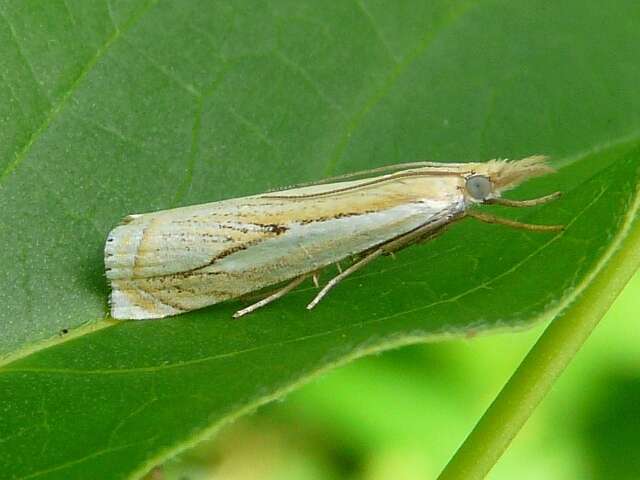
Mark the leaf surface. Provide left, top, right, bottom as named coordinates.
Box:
left=1, top=1, right=639, bottom=478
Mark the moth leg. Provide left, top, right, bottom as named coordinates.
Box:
left=382, top=225, right=448, bottom=254
left=307, top=249, right=385, bottom=310
left=307, top=215, right=458, bottom=311
left=379, top=215, right=457, bottom=254
left=233, top=275, right=309, bottom=318
left=486, top=191, right=561, bottom=208
left=467, top=211, right=564, bottom=232
left=312, top=273, right=320, bottom=288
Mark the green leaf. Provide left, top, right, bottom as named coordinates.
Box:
left=1, top=1, right=639, bottom=478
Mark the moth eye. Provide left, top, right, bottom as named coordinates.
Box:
left=466, top=175, right=492, bottom=200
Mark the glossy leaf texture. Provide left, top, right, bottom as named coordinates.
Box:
left=1, top=1, right=639, bottom=479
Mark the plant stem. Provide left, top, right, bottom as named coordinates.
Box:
left=438, top=216, right=640, bottom=480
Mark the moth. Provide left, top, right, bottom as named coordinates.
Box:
left=105, top=156, right=562, bottom=320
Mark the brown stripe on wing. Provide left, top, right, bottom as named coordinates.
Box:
left=174, top=223, right=289, bottom=276
left=261, top=169, right=468, bottom=200
left=115, top=281, right=188, bottom=314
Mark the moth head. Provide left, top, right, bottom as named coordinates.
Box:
left=464, top=155, right=554, bottom=202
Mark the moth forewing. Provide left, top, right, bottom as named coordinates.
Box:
left=105, top=156, right=561, bottom=319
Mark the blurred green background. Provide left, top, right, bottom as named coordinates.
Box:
left=159, top=271, right=640, bottom=479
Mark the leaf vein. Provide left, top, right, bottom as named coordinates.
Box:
left=0, top=0, right=160, bottom=185
left=226, top=105, right=277, bottom=151
left=273, top=50, right=344, bottom=113
left=352, top=0, right=398, bottom=64
left=16, top=438, right=157, bottom=480
left=173, top=64, right=235, bottom=204
left=69, top=112, right=147, bottom=148
left=0, top=71, right=29, bottom=120
left=0, top=7, right=50, bottom=104
left=324, top=0, right=481, bottom=176
left=61, top=0, right=77, bottom=27
left=121, top=37, right=202, bottom=98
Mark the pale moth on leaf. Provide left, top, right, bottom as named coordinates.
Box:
left=105, top=156, right=562, bottom=319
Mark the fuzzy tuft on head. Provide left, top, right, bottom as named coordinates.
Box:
left=483, top=155, right=555, bottom=194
